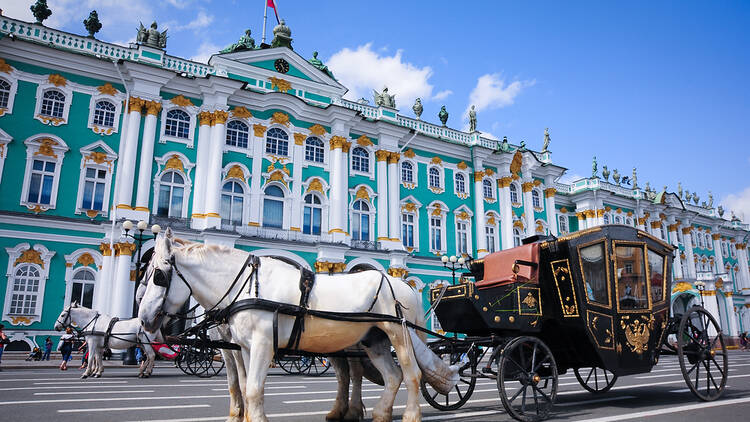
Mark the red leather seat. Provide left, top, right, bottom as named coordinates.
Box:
left=475, top=243, right=540, bottom=290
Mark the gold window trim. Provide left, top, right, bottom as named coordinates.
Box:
left=517, top=285, right=542, bottom=316
left=646, top=247, right=668, bottom=305
left=612, top=240, right=652, bottom=313
left=550, top=258, right=579, bottom=317
left=577, top=239, right=612, bottom=309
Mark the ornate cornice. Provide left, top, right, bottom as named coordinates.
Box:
left=387, top=267, right=409, bottom=278
left=293, top=132, right=306, bottom=145
left=375, top=149, right=390, bottom=161
left=198, top=111, right=213, bottom=126
left=213, top=110, right=229, bottom=125
left=315, top=261, right=346, bottom=274
left=170, top=95, right=194, bottom=107
left=97, top=83, right=118, bottom=96
left=231, top=106, right=253, bottom=119
left=329, top=136, right=350, bottom=152
left=14, top=248, right=44, bottom=268
left=145, top=100, right=162, bottom=116
left=544, top=187, right=556, bottom=198
left=387, top=152, right=400, bottom=164
left=269, top=76, right=291, bottom=93
left=270, top=111, right=290, bottom=126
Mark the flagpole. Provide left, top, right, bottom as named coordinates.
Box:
left=262, top=0, right=268, bottom=44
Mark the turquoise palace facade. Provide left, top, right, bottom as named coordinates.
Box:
left=0, top=15, right=748, bottom=350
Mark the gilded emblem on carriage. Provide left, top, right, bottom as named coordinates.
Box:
left=517, top=286, right=542, bottom=316
left=522, top=292, right=538, bottom=309
left=620, top=315, right=655, bottom=355
left=587, top=311, right=615, bottom=350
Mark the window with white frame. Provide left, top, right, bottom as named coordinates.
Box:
left=0, top=79, right=12, bottom=109
left=603, top=214, right=610, bottom=225
left=8, top=264, right=41, bottom=315
left=303, top=193, right=322, bottom=235
left=157, top=171, right=186, bottom=218
left=80, top=167, right=107, bottom=211
left=677, top=229, right=684, bottom=244
left=428, top=167, right=441, bottom=189
left=513, top=228, right=523, bottom=247
left=92, top=100, right=116, bottom=128
left=21, top=136, right=68, bottom=211
left=454, top=173, right=467, bottom=195
left=3, top=244, right=54, bottom=324
left=221, top=181, right=244, bottom=225
left=430, top=216, right=443, bottom=251
left=691, top=231, right=697, bottom=247
left=165, top=109, right=191, bottom=139
left=402, top=212, right=415, bottom=248
left=26, top=159, right=57, bottom=206
left=486, top=225, right=496, bottom=253
left=263, top=185, right=285, bottom=228
left=558, top=214, right=569, bottom=234
left=731, top=243, right=736, bottom=258
left=532, top=189, right=542, bottom=209
left=721, top=242, right=728, bottom=258
left=305, top=137, right=324, bottom=163
left=706, top=234, right=712, bottom=250
left=627, top=217, right=634, bottom=226
left=483, top=179, right=494, bottom=200
left=351, top=199, right=371, bottom=241
left=40, top=90, right=65, bottom=118
left=614, top=215, right=622, bottom=224
left=226, top=120, right=249, bottom=148
left=70, top=268, right=95, bottom=308
left=351, top=147, right=370, bottom=173
left=401, top=161, right=414, bottom=184
left=510, top=183, right=519, bottom=204
left=660, top=224, right=668, bottom=241
left=456, top=220, right=469, bottom=255
left=266, top=128, right=289, bottom=156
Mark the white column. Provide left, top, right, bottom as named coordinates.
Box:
left=498, top=176, right=513, bottom=250
left=134, top=101, right=161, bottom=213
left=115, top=98, right=144, bottom=209
left=327, top=136, right=350, bottom=241
left=724, top=293, right=739, bottom=337
left=712, top=233, right=725, bottom=275
left=248, top=123, right=265, bottom=226
left=190, top=112, right=213, bottom=228
left=701, top=288, right=721, bottom=337
left=290, top=133, right=305, bottom=232
left=110, top=242, right=135, bottom=319
left=94, top=242, right=114, bottom=315
left=650, top=221, right=663, bottom=241
left=682, top=226, right=697, bottom=279
left=204, top=111, right=228, bottom=229
left=473, top=170, right=487, bottom=257
left=521, top=180, right=535, bottom=236
left=387, top=152, right=400, bottom=241
left=375, top=150, right=389, bottom=242
left=544, top=187, right=558, bottom=237
left=737, top=245, right=750, bottom=291
left=669, top=226, right=684, bottom=280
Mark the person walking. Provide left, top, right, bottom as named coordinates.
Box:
left=0, top=324, right=9, bottom=371
left=59, top=327, right=75, bottom=370
left=740, top=332, right=749, bottom=351
left=42, top=337, right=52, bottom=361
left=78, top=341, right=88, bottom=369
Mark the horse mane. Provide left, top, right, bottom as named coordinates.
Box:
left=171, top=237, right=244, bottom=263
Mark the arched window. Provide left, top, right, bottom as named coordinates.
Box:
left=71, top=269, right=95, bottom=308
left=603, top=214, right=610, bottom=225
left=352, top=200, right=370, bottom=241
left=558, top=215, right=568, bottom=234
left=263, top=185, right=284, bottom=228
left=40, top=90, right=65, bottom=118
left=430, top=215, right=442, bottom=251
left=401, top=161, right=414, bottom=183
left=303, top=194, right=322, bottom=235
left=221, top=181, right=244, bottom=225
left=627, top=217, right=634, bottom=226
left=92, top=100, right=116, bottom=128
left=0, top=79, right=10, bottom=108
left=510, top=183, right=519, bottom=203
left=157, top=171, right=185, bottom=218
left=351, top=147, right=369, bottom=173
left=226, top=120, right=249, bottom=148
left=483, top=179, right=493, bottom=199
left=165, top=109, right=191, bottom=139
left=706, top=234, right=712, bottom=250
left=455, top=173, right=466, bottom=194
left=305, top=137, right=324, bottom=163
left=266, top=128, right=289, bottom=156
left=532, top=189, right=541, bottom=208
left=513, top=228, right=523, bottom=247
left=660, top=225, right=668, bottom=241
left=615, top=215, right=622, bottom=224
left=9, top=265, right=41, bottom=315
left=428, top=167, right=441, bottom=189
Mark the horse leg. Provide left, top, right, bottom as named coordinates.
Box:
left=362, top=337, right=403, bottom=422
left=381, top=323, right=421, bottom=422
left=221, top=348, right=244, bottom=422
left=81, top=342, right=95, bottom=379
left=326, top=357, right=350, bottom=421
left=343, top=357, right=365, bottom=421
left=241, top=336, right=274, bottom=422
left=94, top=338, right=105, bottom=378
left=142, top=343, right=155, bottom=378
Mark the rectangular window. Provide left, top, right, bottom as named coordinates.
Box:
left=579, top=242, right=610, bottom=306
left=486, top=226, right=496, bottom=253
left=558, top=215, right=568, bottom=234
left=647, top=249, right=665, bottom=304
left=402, top=213, right=414, bottom=248
left=303, top=206, right=322, bottom=235
left=81, top=167, right=107, bottom=211
left=10, top=278, right=39, bottom=315
left=457, top=221, right=468, bottom=254
left=27, top=159, right=56, bottom=205
left=430, top=217, right=442, bottom=251
left=615, top=244, right=649, bottom=311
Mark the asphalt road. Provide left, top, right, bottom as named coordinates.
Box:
left=1, top=352, right=749, bottom=422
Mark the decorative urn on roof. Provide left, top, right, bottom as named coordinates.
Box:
left=271, top=19, right=293, bottom=49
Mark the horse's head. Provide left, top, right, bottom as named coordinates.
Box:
left=54, top=301, right=77, bottom=331
left=138, top=228, right=190, bottom=332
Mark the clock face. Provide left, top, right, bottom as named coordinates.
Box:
left=274, top=58, right=290, bottom=74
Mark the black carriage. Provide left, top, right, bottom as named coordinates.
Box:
left=424, top=225, right=728, bottom=421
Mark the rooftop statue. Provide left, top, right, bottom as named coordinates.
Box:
left=438, top=105, right=449, bottom=126
left=374, top=87, right=396, bottom=108
left=308, top=51, right=334, bottom=79
left=592, top=156, right=597, bottom=178
left=500, top=136, right=510, bottom=153
left=31, top=0, right=52, bottom=25
left=412, top=98, right=423, bottom=119
left=632, top=167, right=638, bottom=189
left=542, top=128, right=551, bottom=153
left=612, top=168, right=621, bottom=184
left=685, top=191, right=692, bottom=203
left=708, top=191, right=713, bottom=208
left=645, top=181, right=651, bottom=192
left=678, top=181, right=683, bottom=198
left=519, top=140, right=527, bottom=151
left=220, top=29, right=256, bottom=53
left=693, top=193, right=700, bottom=205
left=468, top=105, right=477, bottom=132
left=602, top=165, right=610, bottom=182
left=137, top=21, right=167, bottom=49
left=717, top=205, right=725, bottom=217
left=83, top=10, right=102, bottom=38
left=271, top=19, right=293, bottom=49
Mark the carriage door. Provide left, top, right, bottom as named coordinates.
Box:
left=613, top=242, right=655, bottom=368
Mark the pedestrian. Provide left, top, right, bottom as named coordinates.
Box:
left=43, top=337, right=52, bottom=361
left=0, top=323, right=8, bottom=371
left=26, top=347, right=42, bottom=361
left=79, top=340, right=88, bottom=369
left=740, top=332, right=749, bottom=351
left=59, top=327, right=75, bottom=370
left=135, top=345, right=143, bottom=364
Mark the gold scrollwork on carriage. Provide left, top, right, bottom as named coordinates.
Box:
left=430, top=282, right=474, bottom=302
left=587, top=310, right=615, bottom=351
left=517, top=286, right=542, bottom=316
left=550, top=259, right=579, bottom=317
left=619, top=314, right=655, bottom=355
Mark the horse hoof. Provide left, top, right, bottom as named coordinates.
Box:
left=80, top=375, right=88, bottom=379
left=94, top=374, right=102, bottom=378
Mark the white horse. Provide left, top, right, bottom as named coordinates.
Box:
left=138, top=229, right=457, bottom=422
left=54, top=303, right=158, bottom=378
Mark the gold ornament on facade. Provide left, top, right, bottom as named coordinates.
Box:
left=497, top=176, right=513, bottom=188
left=268, top=170, right=287, bottom=186
left=513, top=220, right=525, bottom=229
left=85, top=152, right=113, bottom=171
left=712, top=233, right=721, bottom=240
left=282, top=164, right=290, bottom=176
left=487, top=215, right=497, bottom=226
left=430, top=156, right=443, bottom=166
left=164, top=155, right=184, bottom=172
left=457, top=161, right=468, bottom=170
left=403, top=148, right=416, bottom=158
left=11, top=316, right=32, bottom=325
left=544, top=187, right=556, bottom=198
left=269, top=76, right=292, bottom=93
left=114, top=242, right=136, bottom=256
left=0, top=58, right=13, bottom=73
left=253, top=124, right=267, bottom=137
left=99, top=243, right=112, bottom=257
left=484, top=168, right=494, bottom=177
left=309, top=124, right=326, bottom=136
left=97, top=83, right=118, bottom=96
left=431, top=206, right=443, bottom=216
left=401, top=202, right=417, bottom=213
left=388, top=267, right=409, bottom=278
left=522, top=181, right=534, bottom=192
left=85, top=210, right=99, bottom=218
left=315, top=261, right=346, bottom=273
left=212, top=110, right=229, bottom=125
left=77, top=253, right=95, bottom=267
left=682, top=227, right=692, bottom=235
left=199, top=111, right=213, bottom=126
left=473, top=171, right=484, bottom=182
left=34, top=138, right=59, bottom=158
left=231, top=106, right=253, bottom=119
left=128, top=97, right=146, bottom=113
left=92, top=125, right=114, bottom=135
left=585, top=210, right=596, bottom=219
left=355, top=186, right=370, bottom=200
left=170, top=95, right=194, bottom=107
left=510, top=150, right=523, bottom=177
left=375, top=149, right=390, bottom=161
left=457, top=211, right=470, bottom=220
left=356, top=135, right=373, bottom=147
left=387, top=152, right=400, bottom=164
left=145, top=101, right=162, bottom=116
left=36, top=115, right=66, bottom=126
left=596, top=209, right=605, bottom=217
left=293, top=133, right=306, bottom=145
left=560, top=207, right=568, bottom=214
left=15, top=248, right=44, bottom=268
left=225, top=165, right=246, bottom=182
left=307, top=178, right=324, bottom=194
left=48, top=74, right=67, bottom=87
left=329, top=136, right=349, bottom=151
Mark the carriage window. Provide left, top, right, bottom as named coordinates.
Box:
left=580, top=242, right=609, bottom=306
left=615, top=244, right=649, bottom=311
left=648, top=250, right=665, bottom=304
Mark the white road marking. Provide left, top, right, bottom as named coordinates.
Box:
left=35, top=390, right=156, bottom=395
left=404, top=410, right=503, bottom=421
left=33, top=380, right=128, bottom=385
left=0, top=394, right=228, bottom=405
left=575, top=396, right=750, bottom=421
left=210, top=385, right=306, bottom=391
left=0, top=377, right=132, bottom=382
left=556, top=395, right=636, bottom=407
left=59, top=404, right=211, bottom=413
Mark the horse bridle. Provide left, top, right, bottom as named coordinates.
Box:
left=56, top=304, right=100, bottom=335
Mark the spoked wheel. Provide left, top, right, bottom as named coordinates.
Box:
left=498, top=336, right=558, bottom=422
left=176, top=349, right=193, bottom=376
left=277, top=356, right=312, bottom=375
left=420, top=345, right=477, bottom=410
left=184, top=344, right=216, bottom=377
left=574, top=367, right=617, bottom=394
left=677, top=306, right=728, bottom=401
left=197, top=352, right=225, bottom=378
left=304, top=357, right=331, bottom=377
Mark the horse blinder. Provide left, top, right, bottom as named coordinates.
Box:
left=153, top=269, right=171, bottom=288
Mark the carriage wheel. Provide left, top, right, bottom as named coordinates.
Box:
left=420, top=345, right=476, bottom=411
left=185, top=345, right=215, bottom=377
left=278, top=356, right=312, bottom=375
left=176, top=349, right=193, bottom=376
left=305, top=357, right=331, bottom=377
left=574, top=367, right=617, bottom=394
left=677, top=306, right=728, bottom=401
left=197, top=352, right=225, bottom=378
left=498, top=336, right=558, bottom=422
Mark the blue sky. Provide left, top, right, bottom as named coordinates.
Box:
left=4, top=1, right=750, bottom=219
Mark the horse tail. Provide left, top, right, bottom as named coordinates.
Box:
left=408, top=328, right=459, bottom=395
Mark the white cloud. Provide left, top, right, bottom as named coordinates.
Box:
left=467, top=73, right=535, bottom=114
left=559, top=173, right=586, bottom=184
left=173, top=10, right=213, bottom=31
left=432, top=90, right=452, bottom=101
left=190, top=41, right=221, bottom=63
left=3, top=1, right=35, bottom=21
left=721, top=187, right=750, bottom=223
left=328, top=43, right=440, bottom=108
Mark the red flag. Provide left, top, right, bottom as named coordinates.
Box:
left=267, top=0, right=280, bottom=24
